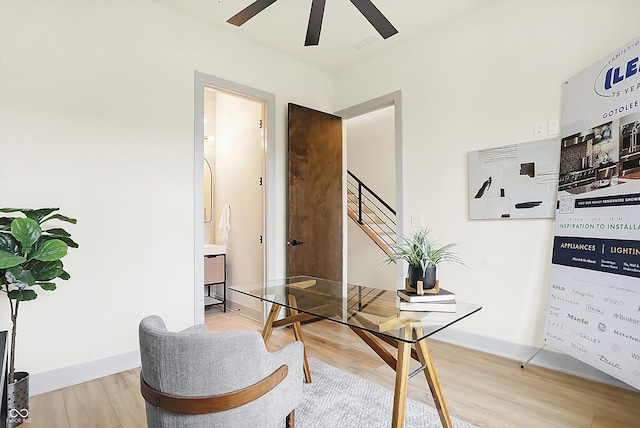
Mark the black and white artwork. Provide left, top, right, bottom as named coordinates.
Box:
left=468, top=138, right=560, bottom=219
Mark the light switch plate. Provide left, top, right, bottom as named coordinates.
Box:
left=411, top=215, right=424, bottom=227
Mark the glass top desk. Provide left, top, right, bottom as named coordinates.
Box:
left=231, top=276, right=481, bottom=428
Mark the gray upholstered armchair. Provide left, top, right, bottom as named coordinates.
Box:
left=138, top=315, right=304, bottom=428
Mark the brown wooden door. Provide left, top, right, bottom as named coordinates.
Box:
left=287, top=103, right=343, bottom=281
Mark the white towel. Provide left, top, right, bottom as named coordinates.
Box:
left=219, top=204, right=231, bottom=240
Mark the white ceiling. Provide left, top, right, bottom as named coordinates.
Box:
left=152, top=0, right=497, bottom=74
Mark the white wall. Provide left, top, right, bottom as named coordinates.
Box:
left=0, top=0, right=332, bottom=394
left=334, top=0, right=640, bottom=373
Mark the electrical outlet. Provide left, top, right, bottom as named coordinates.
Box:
left=534, top=122, right=547, bottom=138
left=411, top=215, right=424, bottom=227
left=548, top=120, right=560, bottom=135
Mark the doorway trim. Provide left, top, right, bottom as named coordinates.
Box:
left=194, top=71, right=276, bottom=324
left=335, top=90, right=404, bottom=288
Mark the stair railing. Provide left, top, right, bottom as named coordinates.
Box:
left=347, top=170, right=396, bottom=251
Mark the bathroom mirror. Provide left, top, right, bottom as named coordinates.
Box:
left=204, top=157, right=213, bottom=223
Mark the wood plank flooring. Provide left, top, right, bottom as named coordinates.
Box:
left=27, top=311, right=640, bottom=427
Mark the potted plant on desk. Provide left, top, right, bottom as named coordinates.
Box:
left=0, top=208, right=78, bottom=427
left=385, top=227, right=464, bottom=290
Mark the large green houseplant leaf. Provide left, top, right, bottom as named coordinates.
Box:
left=0, top=207, right=78, bottom=384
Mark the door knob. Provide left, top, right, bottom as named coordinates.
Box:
left=287, top=239, right=306, bottom=246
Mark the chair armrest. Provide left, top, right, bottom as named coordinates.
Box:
left=140, top=364, right=290, bottom=414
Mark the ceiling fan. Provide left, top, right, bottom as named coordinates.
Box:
left=227, top=0, right=398, bottom=46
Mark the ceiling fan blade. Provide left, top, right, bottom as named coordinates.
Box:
left=304, top=0, right=326, bottom=46
left=349, top=0, right=398, bottom=39
left=227, top=0, right=278, bottom=26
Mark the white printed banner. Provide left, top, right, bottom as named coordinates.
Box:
left=544, top=36, right=640, bottom=390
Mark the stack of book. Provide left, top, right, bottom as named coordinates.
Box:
left=397, top=287, right=456, bottom=312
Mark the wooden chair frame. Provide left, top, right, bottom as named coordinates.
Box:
left=140, top=364, right=295, bottom=426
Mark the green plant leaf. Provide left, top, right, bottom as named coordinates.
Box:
left=44, top=228, right=70, bottom=238
left=30, top=260, right=64, bottom=281
left=0, top=233, right=20, bottom=255
left=25, top=208, right=59, bottom=223
left=39, top=282, right=57, bottom=291
left=11, top=217, right=41, bottom=255
left=0, top=249, right=26, bottom=269
left=7, top=289, right=37, bottom=301
left=30, top=239, right=67, bottom=261
left=43, top=229, right=79, bottom=248
left=58, top=236, right=79, bottom=249
left=5, top=266, right=35, bottom=288
left=0, top=208, right=30, bottom=214
left=42, top=214, right=77, bottom=224
left=0, top=217, right=13, bottom=230
left=59, top=271, right=70, bottom=280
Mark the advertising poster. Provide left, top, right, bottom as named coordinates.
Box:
left=544, top=36, right=640, bottom=390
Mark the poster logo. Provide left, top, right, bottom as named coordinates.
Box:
left=602, top=57, right=638, bottom=90
left=571, top=342, right=588, bottom=355
left=9, top=409, right=28, bottom=418
left=586, top=304, right=604, bottom=315
left=567, top=313, right=589, bottom=325
left=597, top=354, right=622, bottom=369
left=8, top=408, right=30, bottom=424
left=594, top=39, right=640, bottom=97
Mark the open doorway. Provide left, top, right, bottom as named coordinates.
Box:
left=345, top=105, right=397, bottom=290
left=203, top=87, right=264, bottom=318
left=336, top=91, right=404, bottom=290
left=194, top=72, right=276, bottom=325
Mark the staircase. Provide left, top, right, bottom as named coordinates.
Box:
left=346, top=170, right=396, bottom=258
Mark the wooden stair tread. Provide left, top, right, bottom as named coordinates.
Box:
left=347, top=210, right=395, bottom=258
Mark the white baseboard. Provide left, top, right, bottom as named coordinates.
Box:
left=28, top=319, right=636, bottom=396
left=433, top=328, right=636, bottom=391
left=29, top=350, right=141, bottom=396
left=30, top=300, right=261, bottom=396
left=225, top=300, right=263, bottom=322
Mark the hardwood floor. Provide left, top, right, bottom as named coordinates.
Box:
left=28, top=311, right=640, bottom=427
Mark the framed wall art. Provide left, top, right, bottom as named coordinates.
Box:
left=469, top=138, right=560, bottom=219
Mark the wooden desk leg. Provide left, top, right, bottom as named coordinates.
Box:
left=287, top=295, right=312, bottom=383
left=349, top=326, right=398, bottom=371
left=392, top=327, right=412, bottom=428
left=414, top=328, right=452, bottom=428
left=262, top=302, right=281, bottom=344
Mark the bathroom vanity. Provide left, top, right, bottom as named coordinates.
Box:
left=204, top=245, right=227, bottom=312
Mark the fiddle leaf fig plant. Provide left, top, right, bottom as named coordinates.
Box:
left=0, top=208, right=78, bottom=384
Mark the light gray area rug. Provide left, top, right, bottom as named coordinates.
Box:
left=281, top=357, right=476, bottom=428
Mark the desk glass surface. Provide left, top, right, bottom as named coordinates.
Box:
left=230, top=276, right=481, bottom=343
